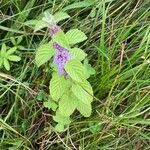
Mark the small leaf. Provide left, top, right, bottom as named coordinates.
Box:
left=43, top=11, right=55, bottom=25
left=52, top=31, right=70, bottom=49
left=17, top=36, right=23, bottom=44
left=54, top=11, right=70, bottom=23
left=35, top=43, right=55, bottom=67
left=55, top=123, right=65, bottom=132
left=1, top=43, right=7, bottom=54
left=77, top=101, right=92, bottom=117
left=7, top=55, right=21, bottom=62
left=65, top=59, right=87, bottom=82
left=59, top=93, right=77, bottom=116
left=70, top=48, right=87, bottom=61
left=10, top=37, right=16, bottom=45
left=65, top=29, right=87, bottom=45
left=3, top=58, right=10, bottom=71
left=6, top=47, right=17, bottom=55
left=53, top=110, right=71, bottom=125
left=44, top=99, right=58, bottom=111
left=24, top=19, right=39, bottom=26
left=37, top=90, right=47, bottom=101
left=50, top=74, right=68, bottom=101
left=72, top=81, right=93, bottom=105
left=0, top=57, right=3, bottom=67
left=84, top=59, right=95, bottom=78
left=34, top=20, right=48, bottom=32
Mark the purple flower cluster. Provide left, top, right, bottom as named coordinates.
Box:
left=53, top=43, right=71, bottom=75
left=48, top=25, right=61, bottom=36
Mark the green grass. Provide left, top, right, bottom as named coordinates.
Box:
left=0, top=0, right=150, bottom=149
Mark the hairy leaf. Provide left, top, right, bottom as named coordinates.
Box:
left=54, top=11, right=70, bottom=23
left=65, top=59, right=87, bottom=82
left=66, top=29, right=87, bottom=45
left=72, top=80, right=93, bottom=105
left=52, top=31, right=70, bottom=49
left=34, top=20, right=48, bottom=32
left=59, top=93, right=77, bottom=116
left=35, top=43, right=55, bottom=67
left=77, top=100, right=92, bottom=117
left=70, top=48, right=87, bottom=61
left=50, top=74, right=68, bottom=101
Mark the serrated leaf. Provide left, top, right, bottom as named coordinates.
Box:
left=77, top=101, right=92, bottom=117
left=7, top=55, right=21, bottom=62
left=54, top=11, right=70, bottom=23
left=65, top=59, right=87, bottom=82
left=50, top=74, right=68, bottom=101
left=3, top=58, right=10, bottom=71
left=52, top=31, right=70, bottom=49
left=65, top=29, right=87, bottom=45
left=6, top=47, right=17, bottom=55
left=70, top=48, right=87, bottom=61
left=59, top=94, right=77, bottom=116
left=35, top=43, right=55, bottom=67
left=34, top=20, right=48, bottom=32
left=53, top=110, right=71, bottom=125
left=72, top=80, right=93, bottom=105
left=55, top=123, right=65, bottom=132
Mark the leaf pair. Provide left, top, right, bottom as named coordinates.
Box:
left=50, top=73, right=93, bottom=118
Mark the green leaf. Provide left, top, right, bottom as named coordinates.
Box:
left=43, top=11, right=55, bottom=25
left=70, top=48, right=87, bottom=61
left=59, top=93, right=77, bottom=116
left=10, top=37, right=16, bottom=45
left=54, top=11, right=70, bottom=23
left=65, top=59, right=87, bottom=82
left=72, top=81, right=93, bottom=105
left=50, top=74, right=68, bottom=101
left=34, top=20, right=48, bottom=32
left=44, top=99, right=58, bottom=111
left=1, top=43, right=7, bottom=54
left=65, top=29, right=87, bottom=45
left=77, top=101, right=92, bottom=117
left=0, top=57, right=3, bottom=67
left=53, top=110, right=71, bottom=125
left=17, top=36, right=23, bottom=44
left=7, top=55, right=21, bottom=62
left=35, top=43, right=55, bottom=67
left=36, top=90, right=47, bottom=101
left=84, top=59, right=96, bottom=78
left=24, top=19, right=39, bottom=26
left=3, top=58, right=10, bottom=71
left=55, top=123, right=65, bottom=132
left=52, top=31, right=70, bottom=49
left=6, top=47, right=17, bottom=55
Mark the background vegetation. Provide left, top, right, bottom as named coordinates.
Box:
left=0, top=0, right=150, bottom=149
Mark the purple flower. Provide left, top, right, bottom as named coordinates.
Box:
left=48, top=25, right=61, bottom=36
left=53, top=43, right=71, bottom=75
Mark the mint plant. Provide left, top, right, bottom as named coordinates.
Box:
left=35, top=11, right=95, bottom=132
left=0, top=43, right=21, bottom=71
